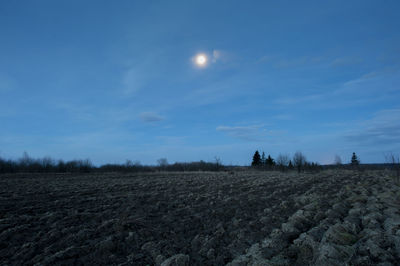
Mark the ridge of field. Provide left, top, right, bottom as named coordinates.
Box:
left=0, top=170, right=399, bottom=265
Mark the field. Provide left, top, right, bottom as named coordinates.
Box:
left=1, top=170, right=399, bottom=265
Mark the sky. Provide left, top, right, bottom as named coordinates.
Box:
left=1, top=0, right=400, bottom=165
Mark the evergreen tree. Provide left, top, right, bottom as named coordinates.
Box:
left=252, top=150, right=262, bottom=167
left=351, top=152, right=360, bottom=165
left=265, top=155, right=275, bottom=168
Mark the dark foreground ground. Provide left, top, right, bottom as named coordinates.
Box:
left=0, top=170, right=399, bottom=265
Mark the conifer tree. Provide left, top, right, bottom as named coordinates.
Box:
left=267, top=155, right=275, bottom=165
left=252, top=150, right=262, bottom=167
left=351, top=152, right=360, bottom=165
left=266, top=155, right=275, bottom=169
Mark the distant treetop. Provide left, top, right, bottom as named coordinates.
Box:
left=351, top=152, right=360, bottom=165
left=251, top=150, right=262, bottom=167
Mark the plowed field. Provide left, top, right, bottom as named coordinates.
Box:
left=1, top=170, right=399, bottom=265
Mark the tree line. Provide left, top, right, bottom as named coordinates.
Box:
left=251, top=150, right=361, bottom=172
left=0, top=150, right=394, bottom=175
left=0, top=152, right=225, bottom=174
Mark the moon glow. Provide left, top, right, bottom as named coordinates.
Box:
left=195, top=54, right=207, bottom=66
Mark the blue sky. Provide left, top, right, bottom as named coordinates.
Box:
left=1, top=0, right=400, bottom=165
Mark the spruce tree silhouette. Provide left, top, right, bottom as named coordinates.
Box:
left=351, top=152, right=360, bottom=165
left=252, top=151, right=262, bottom=166
left=266, top=155, right=275, bottom=169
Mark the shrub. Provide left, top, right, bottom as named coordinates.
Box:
left=276, top=154, right=290, bottom=172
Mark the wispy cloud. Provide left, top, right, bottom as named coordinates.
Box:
left=337, top=72, right=381, bottom=93
left=53, top=102, right=140, bottom=126
left=256, top=55, right=325, bottom=68
left=139, top=112, right=165, bottom=122
left=257, top=54, right=366, bottom=70
left=338, top=68, right=400, bottom=93
left=275, top=93, right=323, bottom=105
left=119, top=51, right=164, bottom=96
left=330, top=56, right=363, bottom=67
left=212, top=49, right=221, bottom=63
left=173, top=73, right=251, bottom=108
left=344, top=109, right=400, bottom=146
left=216, top=125, right=268, bottom=141
left=274, top=57, right=310, bottom=68
left=274, top=69, right=400, bottom=109
left=271, top=114, right=294, bottom=120
left=256, top=55, right=273, bottom=64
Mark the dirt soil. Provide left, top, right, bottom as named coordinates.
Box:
left=0, top=170, right=399, bottom=265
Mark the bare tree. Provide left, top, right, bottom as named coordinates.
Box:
left=261, top=152, right=266, bottom=166
left=41, top=156, right=55, bottom=172
left=157, top=158, right=168, bottom=170
left=276, top=154, right=290, bottom=172
left=125, top=159, right=133, bottom=167
left=19, top=151, right=33, bottom=167
left=79, top=159, right=93, bottom=173
left=214, top=156, right=222, bottom=171
left=385, top=153, right=400, bottom=183
left=293, top=151, right=306, bottom=173
left=334, top=155, right=342, bottom=165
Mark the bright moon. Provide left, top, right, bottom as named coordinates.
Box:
left=196, top=54, right=207, bottom=66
